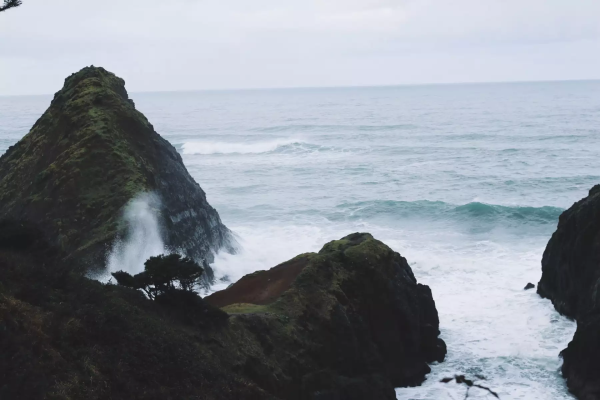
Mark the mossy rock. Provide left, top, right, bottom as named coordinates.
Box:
left=207, top=233, right=447, bottom=398
left=0, top=67, right=232, bottom=277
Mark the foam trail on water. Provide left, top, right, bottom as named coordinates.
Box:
left=209, top=222, right=576, bottom=399
left=107, top=192, right=165, bottom=276
left=182, top=138, right=303, bottom=155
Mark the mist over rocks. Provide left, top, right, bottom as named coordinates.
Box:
left=0, top=66, right=233, bottom=281
left=538, top=184, right=600, bottom=399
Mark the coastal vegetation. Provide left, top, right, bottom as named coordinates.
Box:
left=112, top=254, right=205, bottom=299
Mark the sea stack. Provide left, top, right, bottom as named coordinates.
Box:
left=538, top=185, right=600, bottom=399
left=0, top=67, right=233, bottom=281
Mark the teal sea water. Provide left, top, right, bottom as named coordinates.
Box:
left=3, top=80, right=600, bottom=399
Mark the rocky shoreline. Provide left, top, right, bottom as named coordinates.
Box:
left=0, top=67, right=446, bottom=399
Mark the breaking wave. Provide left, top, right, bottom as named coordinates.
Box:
left=182, top=138, right=307, bottom=155
left=331, top=200, right=563, bottom=229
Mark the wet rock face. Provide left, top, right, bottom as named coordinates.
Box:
left=0, top=66, right=232, bottom=279
left=538, top=185, right=600, bottom=319
left=538, top=185, right=600, bottom=399
left=206, top=233, right=446, bottom=399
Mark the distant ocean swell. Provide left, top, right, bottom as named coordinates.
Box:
left=181, top=139, right=338, bottom=155
left=251, top=124, right=420, bottom=133
left=329, top=200, right=564, bottom=226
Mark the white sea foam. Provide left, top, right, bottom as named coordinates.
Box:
left=209, top=221, right=576, bottom=399
left=208, top=225, right=334, bottom=292
left=182, top=138, right=303, bottom=155
left=106, top=193, right=165, bottom=277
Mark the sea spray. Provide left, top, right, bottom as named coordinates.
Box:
left=107, top=192, right=165, bottom=276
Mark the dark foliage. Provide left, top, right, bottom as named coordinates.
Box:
left=441, top=375, right=499, bottom=399
left=112, top=254, right=204, bottom=299
left=0, top=220, right=45, bottom=251
left=0, top=0, right=21, bottom=12
left=0, top=220, right=266, bottom=399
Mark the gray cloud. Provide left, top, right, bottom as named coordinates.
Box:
left=1, top=0, right=599, bottom=95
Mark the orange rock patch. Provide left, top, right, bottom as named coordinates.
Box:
left=205, top=255, right=311, bottom=308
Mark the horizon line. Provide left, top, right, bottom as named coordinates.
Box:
left=2, top=77, right=600, bottom=98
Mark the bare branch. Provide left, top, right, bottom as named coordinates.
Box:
left=441, top=375, right=500, bottom=399
left=0, top=0, right=22, bottom=13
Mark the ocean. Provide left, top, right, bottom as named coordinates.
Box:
left=3, top=80, right=600, bottom=399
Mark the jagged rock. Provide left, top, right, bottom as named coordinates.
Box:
left=524, top=283, right=535, bottom=290
left=0, top=67, right=232, bottom=280
left=538, top=184, right=600, bottom=319
left=207, top=233, right=447, bottom=399
left=538, top=185, right=600, bottom=399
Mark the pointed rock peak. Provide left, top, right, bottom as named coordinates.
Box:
left=53, top=65, right=131, bottom=107
left=0, top=67, right=232, bottom=281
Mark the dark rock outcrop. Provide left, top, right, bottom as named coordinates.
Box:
left=0, top=67, right=232, bottom=280
left=0, top=226, right=445, bottom=400
left=560, top=315, right=600, bottom=400
left=207, top=232, right=447, bottom=398
left=524, top=283, right=535, bottom=290
left=538, top=185, right=600, bottom=399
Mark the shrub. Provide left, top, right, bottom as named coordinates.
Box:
left=111, top=254, right=204, bottom=299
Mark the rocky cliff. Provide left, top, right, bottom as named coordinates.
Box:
left=538, top=185, right=600, bottom=399
left=0, top=67, right=232, bottom=280
left=0, top=225, right=445, bottom=400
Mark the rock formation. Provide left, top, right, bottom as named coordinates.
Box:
left=0, top=66, right=446, bottom=399
left=538, top=185, right=600, bottom=399
left=0, top=67, right=232, bottom=281
left=207, top=232, right=447, bottom=398
left=0, top=225, right=445, bottom=400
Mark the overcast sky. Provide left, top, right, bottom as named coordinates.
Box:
left=1, top=0, right=599, bottom=95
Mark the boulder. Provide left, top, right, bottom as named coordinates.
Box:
left=0, top=67, right=233, bottom=281
left=207, top=232, right=447, bottom=399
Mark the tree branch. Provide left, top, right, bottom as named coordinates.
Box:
left=441, top=375, right=500, bottom=399
left=0, top=0, right=22, bottom=12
